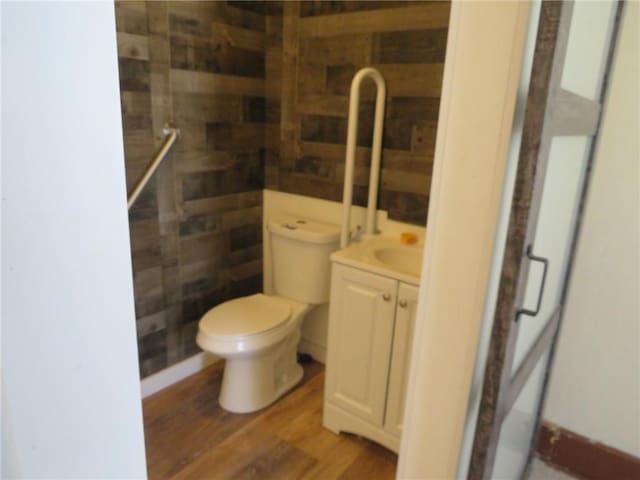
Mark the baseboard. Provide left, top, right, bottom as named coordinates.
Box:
left=140, top=352, right=219, bottom=399
left=298, top=338, right=326, bottom=364
left=536, top=421, right=640, bottom=479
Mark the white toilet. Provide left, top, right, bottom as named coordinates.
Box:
left=196, top=215, right=340, bottom=414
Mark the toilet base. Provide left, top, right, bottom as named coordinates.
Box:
left=218, top=328, right=304, bottom=413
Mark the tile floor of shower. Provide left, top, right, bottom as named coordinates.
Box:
left=142, top=361, right=574, bottom=479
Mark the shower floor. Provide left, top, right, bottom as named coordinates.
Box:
left=143, top=360, right=397, bottom=479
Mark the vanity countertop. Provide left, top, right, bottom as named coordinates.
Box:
left=330, top=235, right=424, bottom=286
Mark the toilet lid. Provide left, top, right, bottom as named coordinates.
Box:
left=199, top=294, right=291, bottom=338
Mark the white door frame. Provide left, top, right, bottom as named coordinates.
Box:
left=397, top=2, right=533, bottom=478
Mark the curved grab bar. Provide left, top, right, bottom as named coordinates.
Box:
left=127, top=125, right=180, bottom=210
left=340, top=67, right=387, bottom=248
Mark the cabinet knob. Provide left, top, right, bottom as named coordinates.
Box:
left=382, top=293, right=391, bottom=302
left=399, top=299, right=408, bottom=308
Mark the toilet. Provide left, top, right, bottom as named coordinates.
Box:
left=196, top=215, right=340, bottom=413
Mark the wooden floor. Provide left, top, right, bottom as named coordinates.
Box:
left=143, top=361, right=398, bottom=479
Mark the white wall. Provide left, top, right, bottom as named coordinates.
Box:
left=542, top=1, right=640, bottom=457
left=1, top=2, right=147, bottom=478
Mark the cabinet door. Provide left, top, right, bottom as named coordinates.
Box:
left=325, top=264, right=397, bottom=426
left=384, top=282, right=419, bottom=437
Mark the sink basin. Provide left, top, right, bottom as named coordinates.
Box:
left=373, top=247, right=424, bottom=277
left=330, top=235, right=425, bottom=284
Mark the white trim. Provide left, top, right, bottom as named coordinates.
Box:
left=324, top=402, right=400, bottom=453
left=298, top=338, right=327, bottom=364
left=140, top=352, right=219, bottom=399
left=397, top=2, right=532, bottom=478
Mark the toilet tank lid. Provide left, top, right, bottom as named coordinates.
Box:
left=268, top=215, right=340, bottom=244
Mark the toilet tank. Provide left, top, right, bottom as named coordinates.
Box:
left=268, top=216, right=341, bottom=304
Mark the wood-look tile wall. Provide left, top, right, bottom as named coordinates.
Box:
left=266, top=1, right=450, bottom=225
left=116, top=0, right=448, bottom=377
left=116, top=1, right=268, bottom=377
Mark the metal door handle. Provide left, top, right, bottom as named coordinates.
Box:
left=516, top=245, right=549, bottom=322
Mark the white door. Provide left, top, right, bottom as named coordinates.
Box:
left=325, top=264, right=397, bottom=426
left=384, top=283, right=419, bottom=437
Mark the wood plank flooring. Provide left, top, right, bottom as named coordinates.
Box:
left=143, top=361, right=397, bottom=479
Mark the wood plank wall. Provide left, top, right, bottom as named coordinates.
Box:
left=115, top=0, right=449, bottom=377
left=115, top=1, right=270, bottom=377
left=267, top=1, right=450, bottom=224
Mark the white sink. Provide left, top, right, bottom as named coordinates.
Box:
left=373, top=246, right=424, bottom=277
left=330, top=235, right=425, bottom=285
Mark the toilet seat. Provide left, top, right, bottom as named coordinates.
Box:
left=199, top=294, right=291, bottom=338
left=196, top=294, right=304, bottom=357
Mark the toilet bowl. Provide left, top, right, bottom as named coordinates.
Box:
left=196, top=293, right=311, bottom=413
left=196, top=215, right=340, bottom=413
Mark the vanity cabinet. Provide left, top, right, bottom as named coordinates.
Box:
left=383, top=282, right=419, bottom=438
left=323, top=263, right=419, bottom=453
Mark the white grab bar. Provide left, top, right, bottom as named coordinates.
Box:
left=340, top=67, right=387, bottom=248
left=127, top=125, right=180, bottom=210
